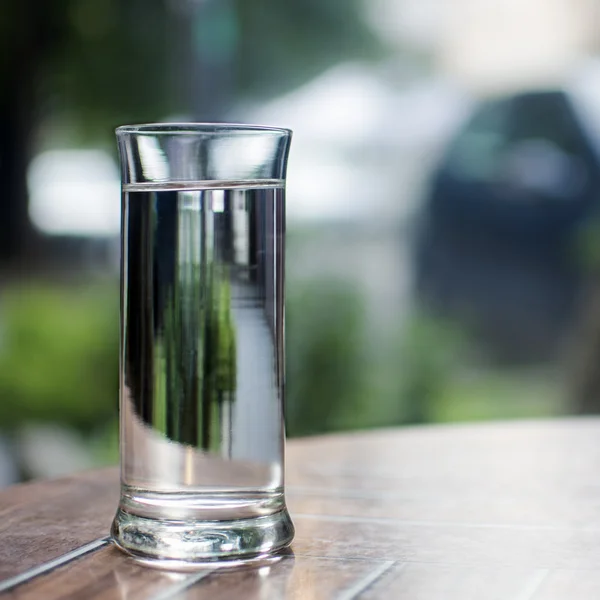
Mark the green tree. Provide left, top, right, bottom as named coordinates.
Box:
left=0, top=0, right=383, bottom=266
left=286, top=279, right=367, bottom=436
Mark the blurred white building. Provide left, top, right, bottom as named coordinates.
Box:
left=441, top=0, right=599, bottom=93
left=366, top=0, right=599, bottom=93
left=243, top=63, right=469, bottom=224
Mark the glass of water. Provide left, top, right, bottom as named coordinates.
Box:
left=111, top=124, right=294, bottom=567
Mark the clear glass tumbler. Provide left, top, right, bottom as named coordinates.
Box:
left=111, top=123, right=294, bottom=567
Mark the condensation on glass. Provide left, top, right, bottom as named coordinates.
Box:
left=111, top=124, right=294, bottom=567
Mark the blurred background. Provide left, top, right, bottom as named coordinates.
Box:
left=1, top=0, right=600, bottom=485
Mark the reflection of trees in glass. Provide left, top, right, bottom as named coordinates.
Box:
left=160, top=277, right=203, bottom=448
left=159, top=261, right=236, bottom=453
left=215, top=271, right=237, bottom=458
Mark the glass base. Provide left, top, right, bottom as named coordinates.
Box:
left=111, top=506, right=295, bottom=568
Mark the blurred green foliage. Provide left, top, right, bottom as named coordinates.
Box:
left=432, top=369, right=562, bottom=422
left=286, top=278, right=367, bottom=436
left=235, top=0, right=384, bottom=98
left=0, top=282, right=118, bottom=430
left=0, top=276, right=561, bottom=462
left=396, top=314, right=467, bottom=424
left=2, top=0, right=384, bottom=144
left=572, top=217, right=600, bottom=273
left=285, top=278, right=561, bottom=435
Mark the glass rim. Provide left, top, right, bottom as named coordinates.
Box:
left=116, top=122, right=292, bottom=137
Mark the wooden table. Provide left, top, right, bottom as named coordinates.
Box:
left=2, top=419, right=600, bottom=599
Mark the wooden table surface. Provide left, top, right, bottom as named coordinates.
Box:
left=2, top=418, right=600, bottom=599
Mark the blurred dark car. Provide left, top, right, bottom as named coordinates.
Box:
left=413, top=79, right=600, bottom=363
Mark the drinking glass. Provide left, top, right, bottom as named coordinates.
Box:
left=111, top=123, right=294, bottom=567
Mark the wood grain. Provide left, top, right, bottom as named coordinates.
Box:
left=2, top=419, right=600, bottom=598
left=529, top=569, right=600, bottom=599
left=4, top=546, right=183, bottom=600
left=0, top=468, right=118, bottom=579
left=179, top=556, right=392, bottom=600
left=359, top=563, right=543, bottom=600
